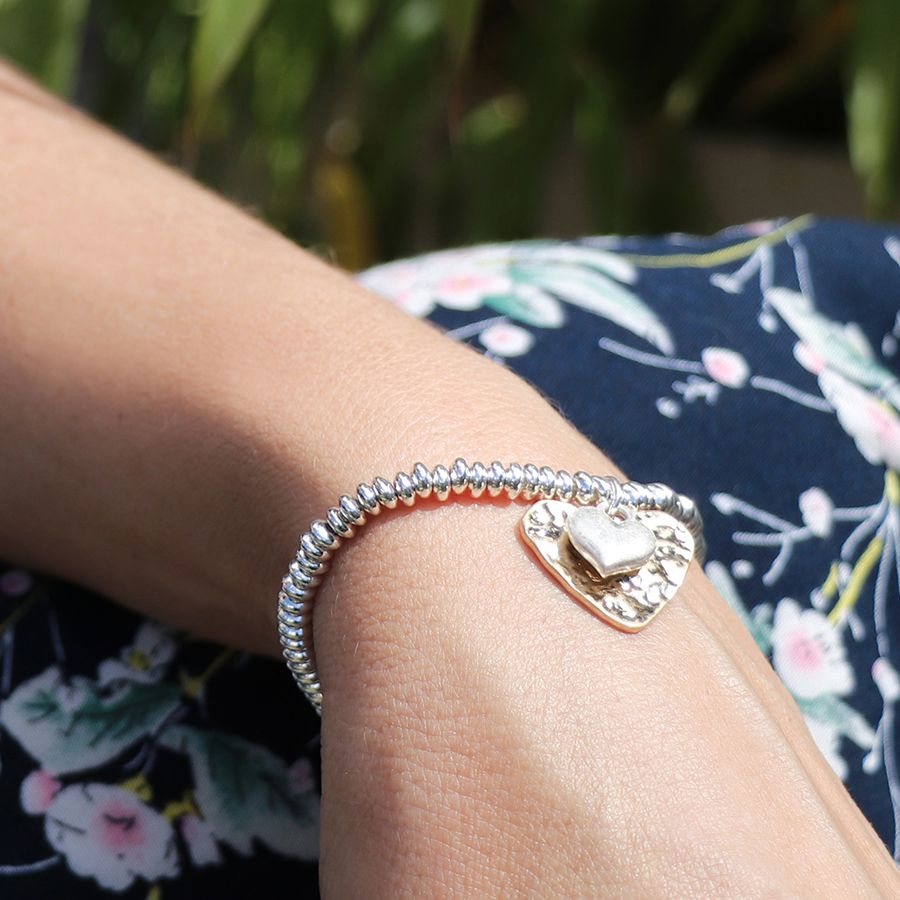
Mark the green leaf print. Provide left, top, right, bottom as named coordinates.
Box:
left=159, top=724, right=319, bottom=860
left=795, top=694, right=877, bottom=747
left=514, top=264, right=674, bottom=353
left=482, top=288, right=565, bottom=327
left=0, top=666, right=182, bottom=775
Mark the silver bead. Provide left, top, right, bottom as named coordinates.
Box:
left=620, top=481, right=642, bottom=506
left=432, top=464, right=451, bottom=500
left=411, top=462, right=433, bottom=498
left=277, top=607, right=308, bottom=628
left=357, top=483, right=381, bottom=515
left=310, top=519, right=339, bottom=551
left=294, top=549, right=325, bottom=575
left=278, top=588, right=307, bottom=612
left=573, top=471, right=595, bottom=504
left=373, top=476, right=397, bottom=509
left=487, top=460, right=506, bottom=496
left=289, top=560, right=319, bottom=587
left=394, top=471, right=416, bottom=506
left=339, top=494, right=366, bottom=525
left=522, top=463, right=540, bottom=499
left=281, top=576, right=307, bottom=600
left=327, top=507, right=353, bottom=537
left=504, top=462, right=524, bottom=498
left=468, top=461, right=487, bottom=497
left=450, top=458, right=469, bottom=494
left=538, top=465, right=557, bottom=499
left=555, top=469, right=575, bottom=500
left=300, top=532, right=325, bottom=560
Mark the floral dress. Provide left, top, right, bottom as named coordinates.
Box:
left=2, top=216, right=900, bottom=897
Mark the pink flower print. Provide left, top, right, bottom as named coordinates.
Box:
left=819, top=369, right=900, bottom=470
left=793, top=341, right=827, bottom=375
left=478, top=321, right=534, bottom=357
left=742, top=219, right=777, bottom=236
left=41, top=784, right=179, bottom=890
left=20, top=770, right=62, bottom=814
left=0, top=568, right=34, bottom=598
left=798, top=487, right=834, bottom=538
left=771, top=598, right=854, bottom=700
left=432, top=271, right=512, bottom=310
left=358, top=260, right=435, bottom=316
left=701, top=347, right=750, bottom=388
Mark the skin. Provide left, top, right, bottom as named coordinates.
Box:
left=0, top=61, right=898, bottom=896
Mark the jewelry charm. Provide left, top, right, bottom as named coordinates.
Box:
left=519, top=499, right=694, bottom=632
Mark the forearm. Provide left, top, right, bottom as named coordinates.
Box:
left=0, top=62, right=579, bottom=653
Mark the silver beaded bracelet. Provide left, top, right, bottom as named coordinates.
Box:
left=277, top=459, right=704, bottom=714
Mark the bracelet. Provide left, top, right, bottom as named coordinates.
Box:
left=277, top=460, right=704, bottom=715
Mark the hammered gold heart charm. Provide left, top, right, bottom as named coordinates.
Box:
left=518, top=499, right=694, bottom=632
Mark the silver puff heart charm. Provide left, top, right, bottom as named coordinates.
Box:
left=518, top=499, right=694, bottom=632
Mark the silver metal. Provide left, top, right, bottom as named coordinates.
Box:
left=394, top=472, right=416, bottom=506
left=487, top=460, right=506, bottom=497
left=411, top=462, right=433, bottom=497
left=432, top=464, right=451, bottom=500
left=277, top=461, right=705, bottom=715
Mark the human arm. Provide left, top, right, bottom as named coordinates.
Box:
left=0, top=62, right=897, bottom=896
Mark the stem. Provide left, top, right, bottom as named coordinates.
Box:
left=0, top=592, right=38, bottom=638
left=180, top=648, right=235, bottom=699
left=828, top=534, right=885, bottom=625
left=620, top=215, right=813, bottom=268
left=0, top=855, right=61, bottom=875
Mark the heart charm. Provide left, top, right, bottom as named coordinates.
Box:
left=566, top=505, right=656, bottom=577
left=518, top=499, right=695, bottom=632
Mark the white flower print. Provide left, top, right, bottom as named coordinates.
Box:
left=97, top=621, right=177, bottom=688
left=818, top=369, right=900, bottom=471
left=359, top=241, right=674, bottom=354
left=701, top=347, right=750, bottom=388
left=478, top=321, right=534, bottom=357
left=180, top=814, right=223, bottom=868
left=771, top=598, right=875, bottom=781
left=771, top=598, right=854, bottom=699
left=805, top=716, right=851, bottom=781
left=27, top=781, right=179, bottom=891
left=798, top=487, right=834, bottom=539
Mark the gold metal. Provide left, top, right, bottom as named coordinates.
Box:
left=519, top=499, right=694, bottom=632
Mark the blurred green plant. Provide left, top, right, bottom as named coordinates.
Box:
left=0, top=0, right=896, bottom=267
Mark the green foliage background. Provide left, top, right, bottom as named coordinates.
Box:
left=0, top=0, right=897, bottom=268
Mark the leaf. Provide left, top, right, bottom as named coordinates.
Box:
left=515, top=265, right=674, bottom=354
left=483, top=288, right=565, bottom=328
left=795, top=694, right=876, bottom=748
left=0, top=0, right=89, bottom=95
left=847, top=0, right=900, bottom=217
left=0, top=667, right=182, bottom=775
left=441, top=0, right=482, bottom=70
left=329, top=0, right=374, bottom=46
left=159, top=725, right=319, bottom=860
left=189, top=0, right=272, bottom=128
